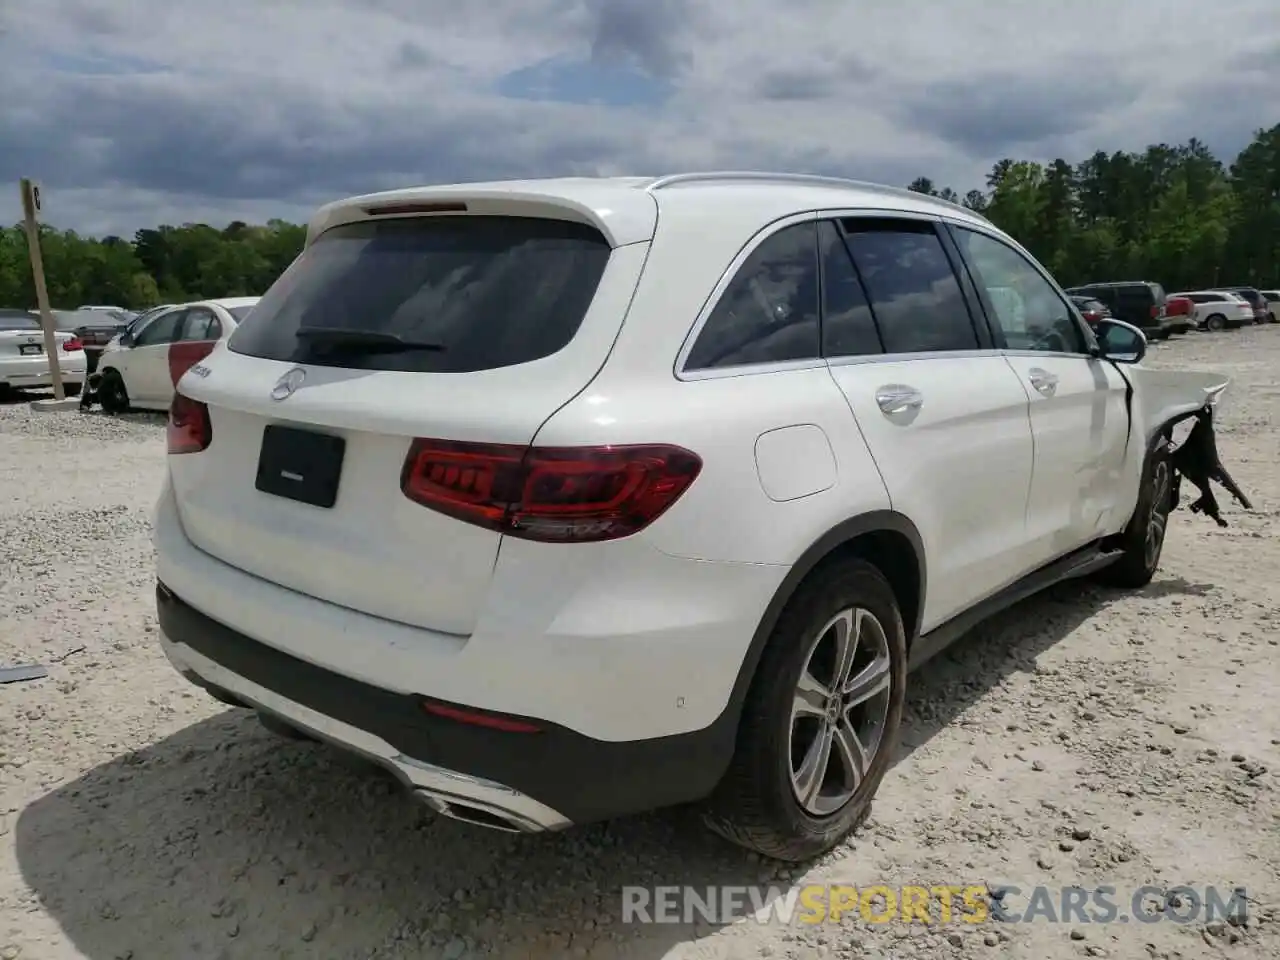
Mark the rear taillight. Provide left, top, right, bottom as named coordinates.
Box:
left=167, top=393, right=212, bottom=454
left=62, top=337, right=83, bottom=352
left=400, top=439, right=702, bottom=543
left=1150, top=305, right=1160, bottom=319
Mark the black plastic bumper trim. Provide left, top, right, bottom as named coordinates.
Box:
left=155, top=582, right=736, bottom=824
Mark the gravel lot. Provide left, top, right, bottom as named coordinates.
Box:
left=2, top=329, right=1278, bottom=960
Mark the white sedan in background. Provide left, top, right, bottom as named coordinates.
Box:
left=96, top=297, right=259, bottom=412
left=0, top=312, right=87, bottom=398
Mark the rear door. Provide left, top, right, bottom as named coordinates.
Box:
left=169, top=213, right=648, bottom=636
left=168, top=306, right=223, bottom=396
left=821, top=216, right=1035, bottom=631
left=947, top=224, right=1130, bottom=564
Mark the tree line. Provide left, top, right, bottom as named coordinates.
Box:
left=1, top=123, right=1277, bottom=310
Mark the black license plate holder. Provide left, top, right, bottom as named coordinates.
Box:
left=255, top=424, right=345, bottom=508
left=18, top=344, right=42, bottom=356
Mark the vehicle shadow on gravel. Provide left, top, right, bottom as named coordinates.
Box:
left=14, top=575, right=1215, bottom=959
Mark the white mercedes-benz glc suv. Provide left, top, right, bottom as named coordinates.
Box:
left=154, top=172, right=1232, bottom=861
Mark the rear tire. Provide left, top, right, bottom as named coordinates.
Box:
left=1269, top=311, right=1277, bottom=325
left=701, top=557, right=907, bottom=862
left=1096, top=440, right=1173, bottom=589
left=1205, top=314, right=1226, bottom=332
left=63, top=383, right=82, bottom=397
left=97, top=368, right=130, bottom=413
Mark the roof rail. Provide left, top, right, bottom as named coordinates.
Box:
left=646, top=171, right=989, bottom=222
left=647, top=171, right=874, bottom=192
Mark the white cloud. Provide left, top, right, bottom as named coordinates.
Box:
left=1, top=0, right=1276, bottom=235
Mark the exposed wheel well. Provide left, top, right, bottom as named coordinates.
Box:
left=803, top=530, right=923, bottom=647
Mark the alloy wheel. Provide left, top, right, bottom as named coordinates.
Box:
left=789, top=607, right=892, bottom=817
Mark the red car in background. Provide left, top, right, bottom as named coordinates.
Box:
left=1163, top=295, right=1195, bottom=334
left=1069, top=295, right=1111, bottom=326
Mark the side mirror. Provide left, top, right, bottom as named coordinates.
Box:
left=1094, top=318, right=1147, bottom=364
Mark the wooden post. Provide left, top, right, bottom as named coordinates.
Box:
left=19, top=178, right=65, bottom=400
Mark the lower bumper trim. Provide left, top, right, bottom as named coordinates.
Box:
left=162, top=635, right=571, bottom=832
left=155, top=582, right=736, bottom=826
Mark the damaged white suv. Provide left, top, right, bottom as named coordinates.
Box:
left=154, top=172, right=1238, bottom=862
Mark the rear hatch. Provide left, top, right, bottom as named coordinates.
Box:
left=167, top=208, right=653, bottom=636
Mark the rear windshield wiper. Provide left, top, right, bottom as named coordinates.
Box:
left=294, top=326, right=446, bottom=353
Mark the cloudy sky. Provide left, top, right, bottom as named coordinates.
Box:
left=1, top=0, right=1277, bottom=237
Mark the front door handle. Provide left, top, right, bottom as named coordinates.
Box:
left=1028, top=367, right=1058, bottom=396
left=875, top=384, right=923, bottom=415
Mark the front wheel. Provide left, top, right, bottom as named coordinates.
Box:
left=701, top=557, right=907, bottom=862
left=97, top=369, right=130, bottom=413
left=1096, top=441, right=1173, bottom=589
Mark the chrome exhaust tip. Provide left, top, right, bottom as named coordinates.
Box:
left=415, top=789, right=540, bottom=833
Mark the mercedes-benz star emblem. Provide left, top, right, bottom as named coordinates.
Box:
left=270, top=367, right=306, bottom=401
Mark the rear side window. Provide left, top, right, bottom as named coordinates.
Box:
left=229, top=216, right=612, bottom=373
left=841, top=219, right=978, bottom=353
left=818, top=220, right=881, bottom=357
left=180, top=308, right=221, bottom=341
left=684, top=222, right=820, bottom=370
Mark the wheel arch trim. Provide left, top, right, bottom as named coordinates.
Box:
left=720, top=511, right=926, bottom=725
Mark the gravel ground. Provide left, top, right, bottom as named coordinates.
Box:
left=2, top=329, right=1278, bottom=960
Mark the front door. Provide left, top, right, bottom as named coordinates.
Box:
left=120, top=308, right=186, bottom=405
left=947, top=225, right=1130, bottom=566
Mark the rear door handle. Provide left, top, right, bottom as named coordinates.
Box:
left=1028, top=367, right=1058, bottom=396
left=875, top=384, right=923, bottom=415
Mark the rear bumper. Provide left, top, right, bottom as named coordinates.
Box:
left=152, top=477, right=786, bottom=825
left=157, top=582, right=735, bottom=826
left=0, top=353, right=87, bottom=387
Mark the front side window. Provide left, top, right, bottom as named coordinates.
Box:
left=133, top=309, right=185, bottom=347
left=684, top=222, right=820, bottom=370
left=951, top=227, right=1087, bottom=354
left=841, top=219, right=978, bottom=354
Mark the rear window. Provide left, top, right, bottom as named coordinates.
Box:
left=229, top=215, right=612, bottom=373
left=228, top=305, right=256, bottom=322
left=0, top=315, right=38, bottom=331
